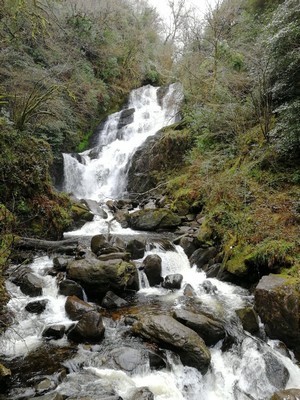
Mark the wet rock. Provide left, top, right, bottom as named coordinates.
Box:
left=115, top=210, right=130, bottom=228
left=206, top=263, right=222, bottom=278
left=11, top=266, right=43, bottom=297
left=132, top=314, right=211, bottom=374
left=67, top=311, right=105, bottom=343
left=5, top=344, right=75, bottom=387
left=132, top=387, right=154, bottom=400
left=101, top=291, right=128, bottom=309
left=42, top=325, right=66, bottom=340
left=118, top=107, right=135, bottom=129
left=65, top=296, right=94, bottom=320
left=53, top=256, right=70, bottom=271
left=57, top=370, right=122, bottom=399
left=162, top=274, right=183, bottom=289
left=35, top=377, right=53, bottom=392
left=183, top=284, right=197, bottom=297
left=178, top=236, right=199, bottom=258
left=173, top=309, right=225, bottom=346
left=143, top=254, right=163, bottom=286
left=202, top=280, right=217, bottom=294
left=126, top=239, right=146, bottom=259
left=254, top=275, right=300, bottom=352
left=66, top=257, right=139, bottom=300
left=91, top=234, right=109, bottom=255
left=236, top=307, right=259, bottom=335
left=127, top=209, right=181, bottom=231
left=83, top=199, right=108, bottom=219
left=101, top=347, right=147, bottom=373
left=270, top=388, right=300, bottom=400
left=189, top=247, right=218, bottom=270
left=25, top=299, right=48, bottom=314
left=59, top=279, right=84, bottom=300
left=149, top=351, right=167, bottom=370
left=264, top=351, right=289, bottom=390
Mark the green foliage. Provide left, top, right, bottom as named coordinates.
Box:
left=247, top=239, right=295, bottom=269
left=267, top=0, right=300, bottom=157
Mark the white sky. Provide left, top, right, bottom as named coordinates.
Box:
left=147, top=0, right=219, bottom=21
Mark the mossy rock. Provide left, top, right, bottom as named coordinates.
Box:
left=69, top=202, right=94, bottom=230
left=224, top=239, right=296, bottom=282
left=127, top=209, right=181, bottom=231
left=254, top=274, right=300, bottom=352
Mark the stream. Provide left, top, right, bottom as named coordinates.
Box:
left=1, top=84, right=300, bottom=400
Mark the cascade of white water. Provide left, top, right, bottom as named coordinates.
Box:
left=0, top=257, right=73, bottom=358
left=63, top=83, right=182, bottom=201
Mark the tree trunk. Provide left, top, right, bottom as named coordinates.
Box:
left=15, top=237, right=79, bottom=254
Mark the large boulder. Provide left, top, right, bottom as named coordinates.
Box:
left=132, top=314, right=211, bottom=374
left=66, top=257, right=138, bottom=300
left=127, top=209, right=181, bottom=231
left=173, top=309, right=225, bottom=346
left=143, top=255, right=163, bottom=286
left=254, top=275, right=300, bottom=353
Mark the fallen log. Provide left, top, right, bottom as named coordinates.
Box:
left=15, top=237, right=79, bottom=254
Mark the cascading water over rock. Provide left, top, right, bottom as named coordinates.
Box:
left=1, top=83, right=300, bottom=400
left=63, top=84, right=183, bottom=201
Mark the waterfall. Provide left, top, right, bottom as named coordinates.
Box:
left=62, top=84, right=183, bottom=201
left=2, top=83, right=300, bottom=400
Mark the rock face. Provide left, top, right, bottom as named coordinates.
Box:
left=127, top=209, right=181, bottom=231
left=254, top=275, right=300, bottom=352
left=126, top=132, right=162, bottom=194
left=66, top=256, right=138, bottom=300
left=173, top=309, right=225, bottom=346
left=132, top=314, right=211, bottom=374
left=143, top=255, right=163, bottom=286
